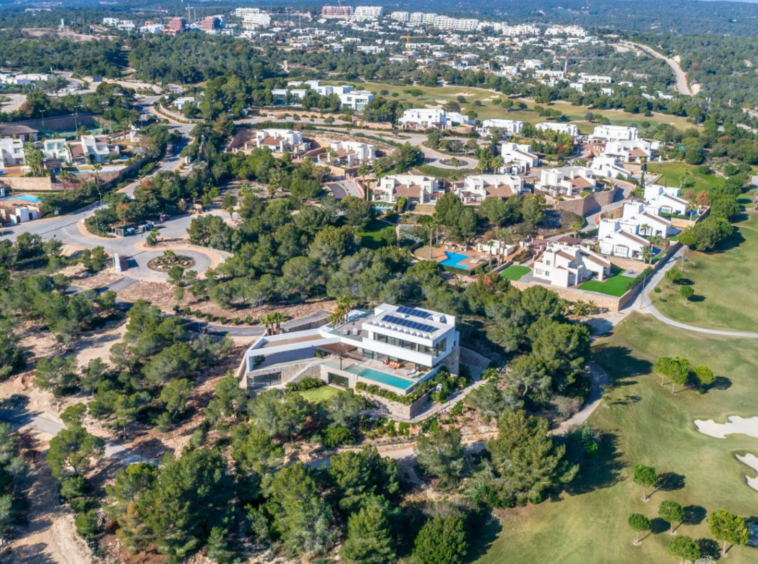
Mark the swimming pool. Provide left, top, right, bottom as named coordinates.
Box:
left=0, top=194, right=41, bottom=204
left=439, top=251, right=472, bottom=270
left=346, top=365, right=416, bottom=391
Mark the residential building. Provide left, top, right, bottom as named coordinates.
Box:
left=172, top=97, right=196, bottom=111
left=0, top=125, right=39, bottom=142
left=452, top=174, right=525, bottom=204
left=0, top=138, right=25, bottom=168
left=643, top=184, right=689, bottom=216
left=71, top=135, right=120, bottom=164
left=598, top=218, right=651, bottom=259
left=590, top=156, right=630, bottom=179
left=536, top=166, right=596, bottom=197
left=592, top=125, right=639, bottom=141
left=338, top=89, right=374, bottom=110
left=602, top=138, right=653, bottom=163
left=251, top=129, right=310, bottom=153
left=536, top=122, right=580, bottom=138
left=0, top=193, right=42, bottom=225
left=374, top=175, right=441, bottom=204
left=242, top=304, right=460, bottom=399
left=532, top=242, right=612, bottom=288
left=42, top=139, right=71, bottom=164
left=397, top=108, right=471, bottom=130
left=390, top=11, right=410, bottom=22
left=164, top=17, right=186, bottom=35
left=322, top=141, right=376, bottom=167
left=479, top=119, right=524, bottom=137
left=321, top=5, right=353, bottom=19
left=580, top=74, right=612, bottom=84
left=352, top=6, right=384, bottom=21
left=500, top=142, right=539, bottom=170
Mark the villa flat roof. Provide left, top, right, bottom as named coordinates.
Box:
left=260, top=333, right=324, bottom=349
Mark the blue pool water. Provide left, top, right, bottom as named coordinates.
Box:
left=440, top=251, right=472, bottom=269
left=346, top=365, right=415, bottom=391
left=0, top=194, right=41, bottom=204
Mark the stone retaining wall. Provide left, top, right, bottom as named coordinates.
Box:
left=0, top=176, right=54, bottom=192
left=355, top=389, right=431, bottom=419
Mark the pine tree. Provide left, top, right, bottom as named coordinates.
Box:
left=339, top=498, right=396, bottom=564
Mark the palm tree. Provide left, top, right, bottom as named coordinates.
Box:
left=92, top=162, right=103, bottom=186
left=259, top=313, right=275, bottom=336
left=266, top=312, right=288, bottom=334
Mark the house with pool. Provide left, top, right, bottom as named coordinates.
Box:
left=241, top=303, right=460, bottom=404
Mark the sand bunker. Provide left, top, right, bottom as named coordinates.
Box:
left=736, top=454, right=758, bottom=492
left=694, top=416, right=758, bottom=439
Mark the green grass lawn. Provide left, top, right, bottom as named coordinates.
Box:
left=331, top=81, right=697, bottom=134
left=500, top=265, right=531, bottom=281
left=647, top=162, right=726, bottom=197
left=654, top=212, right=758, bottom=332
left=578, top=269, right=635, bottom=297
left=296, top=385, right=341, bottom=404
left=415, top=164, right=473, bottom=179
left=475, top=313, right=758, bottom=564
left=356, top=219, right=392, bottom=249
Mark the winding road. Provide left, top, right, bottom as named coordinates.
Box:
left=620, top=41, right=692, bottom=96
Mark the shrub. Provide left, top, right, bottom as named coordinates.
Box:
left=286, top=377, right=325, bottom=392
left=320, top=425, right=354, bottom=448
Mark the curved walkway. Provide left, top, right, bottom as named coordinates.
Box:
left=634, top=247, right=758, bottom=339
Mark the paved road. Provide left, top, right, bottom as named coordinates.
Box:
left=621, top=41, right=692, bottom=96
left=0, top=408, right=150, bottom=465
left=0, top=93, right=26, bottom=113
left=635, top=246, right=758, bottom=338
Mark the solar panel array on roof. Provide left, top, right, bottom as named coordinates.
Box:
left=383, top=315, right=437, bottom=334
left=396, top=306, right=433, bottom=319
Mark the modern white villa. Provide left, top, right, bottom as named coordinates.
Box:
left=536, top=122, right=580, bottom=138
left=478, top=119, right=524, bottom=137
left=241, top=304, right=460, bottom=399
left=590, top=155, right=630, bottom=179
left=601, top=138, right=654, bottom=163
left=500, top=142, right=540, bottom=170
left=536, top=166, right=597, bottom=197
left=250, top=129, right=310, bottom=153
left=591, top=125, right=639, bottom=141
left=374, top=175, right=441, bottom=204
left=398, top=108, right=472, bottom=130
left=452, top=174, right=525, bottom=204
left=320, top=141, right=376, bottom=167
left=273, top=80, right=374, bottom=110
left=532, top=242, right=612, bottom=288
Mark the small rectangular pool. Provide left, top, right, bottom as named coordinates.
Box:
left=0, top=194, right=41, bottom=204
left=346, top=365, right=416, bottom=391
left=440, top=251, right=472, bottom=270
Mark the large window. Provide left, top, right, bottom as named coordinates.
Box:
left=250, top=372, right=281, bottom=389
left=372, top=333, right=435, bottom=355
left=328, top=373, right=350, bottom=388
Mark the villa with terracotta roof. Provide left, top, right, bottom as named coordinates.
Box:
left=452, top=174, right=525, bottom=204
left=374, top=175, right=441, bottom=205
left=532, top=242, right=612, bottom=288
left=536, top=166, right=597, bottom=197
left=250, top=129, right=310, bottom=153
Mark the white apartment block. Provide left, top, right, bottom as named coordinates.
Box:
left=532, top=243, right=612, bottom=288
left=536, top=166, right=596, bottom=197
left=602, top=139, right=654, bottom=163
left=0, top=139, right=25, bottom=168
left=390, top=11, right=410, bottom=22
left=545, top=25, right=587, bottom=37
left=500, top=24, right=540, bottom=36
left=500, top=142, right=540, bottom=170
left=592, top=125, right=639, bottom=141
left=352, top=6, right=384, bottom=21
left=536, top=122, right=580, bottom=138
left=374, top=175, right=441, bottom=205
left=522, top=59, right=544, bottom=70
left=0, top=73, right=51, bottom=86
left=479, top=119, right=524, bottom=137
left=453, top=174, right=525, bottom=204
left=242, top=304, right=460, bottom=399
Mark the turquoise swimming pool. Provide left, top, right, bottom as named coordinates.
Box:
left=440, top=251, right=472, bottom=270
left=346, top=365, right=415, bottom=391
left=0, top=194, right=41, bottom=204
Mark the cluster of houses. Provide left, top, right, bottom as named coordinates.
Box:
left=0, top=124, right=120, bottom=172
left=271, top=80, right=375, bottom=111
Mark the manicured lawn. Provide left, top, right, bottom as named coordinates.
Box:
left=330, top=81, right=697, bottom=133
left=654, top=212, right=758, bottom=332
left=415, top=164, right=472, bottom=179
left=475, top=314, right=758, bottom=564
left=647, top=162, right=726, bottom=196
left=296, top=385, right=341, bottom=404
left=578, top=269, right=635, bottom=297
left=500, top=265, right=531, bottom=281
left=356, top=219, right=392, bottom=249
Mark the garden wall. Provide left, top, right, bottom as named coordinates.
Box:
left=0, top=177, right=54, bottom=192
left=355, top=389, right=431, bottom=420
left=510, top=280, right=625, bottom=311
